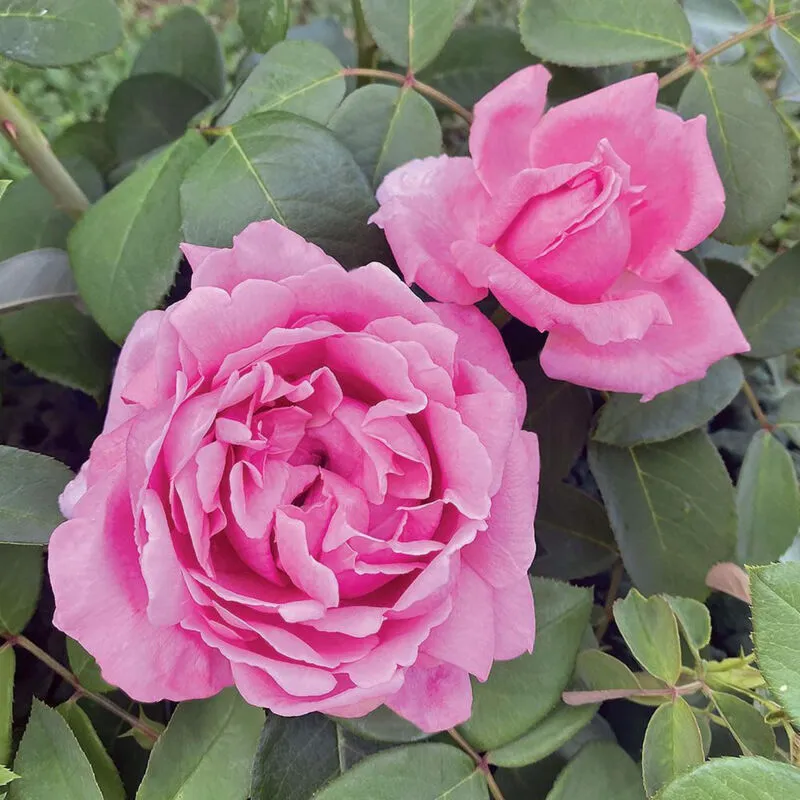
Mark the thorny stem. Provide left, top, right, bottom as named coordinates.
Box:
left=594, top=558, right=624, bottom=642
left=5, top=634, right=160, bottom=742
left=742, top=379, right=775, bottom=431
left=341, top=68, right=474, bottom=123
left=0, top=87, right=89, bottom=220
left=447, top=728, right=506, bottom=800
left=659, top=10, right=800, bottom=89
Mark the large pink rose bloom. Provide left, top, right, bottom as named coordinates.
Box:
left=371, top=67, right=750, bottom=400
left=48, top=221, right=538, bottom=732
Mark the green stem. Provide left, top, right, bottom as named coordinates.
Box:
left=742, top=379, right=774, bottom=431
left=659, top=9, right=800, bottom=89
left=447, top=728, right=505, bottom=800
left=341, top=68, right=474, bottom=123
left=0, top=87, right=89, bottom=220
left=6, top=635, right=159, bottom=742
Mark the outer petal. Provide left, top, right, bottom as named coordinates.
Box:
left=185, top=219, right=340, bottom=292
left=470, top=65, right=551, bottom=195
left=371, top=156, right=490, bottom=304
left=541, top=256, right=750, bottom=399
left=452, top=241, right=671, bottom=345
left=49, top=475, right=232, bottom=701
left=492, top=575, right=535, bottom=660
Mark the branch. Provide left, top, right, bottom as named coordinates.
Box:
left=0, top=87, right=90, bottom=220
left=562, top=680, right=704, bottom=706
left=742, top=379, right=774, bottom=432
left=447, top=728, right=506, bottom=800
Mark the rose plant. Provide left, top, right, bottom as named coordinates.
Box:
left=1, top=1, right=800, bottom=799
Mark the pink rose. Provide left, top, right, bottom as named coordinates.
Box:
left=48, top=221, right=539, bottom=732
left=370, top=67, right=750, bottom=400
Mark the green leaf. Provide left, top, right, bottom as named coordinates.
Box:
left=459, top=578, right=592, bottom=751
left=772, top=18, right=800, bottom=86
left=678, top=66, right=791, bottom=244
left=0, top=543, right=42, bottom=634
left=749, top=562, right=800, bottom=723
left=593, top=358, right=744, bottom=447
left=9, top=699, right=102, bottom=800
left=0, top=181, right=9, bottom=202
left=0, top=158, right=103, bottom=262
left=519, top=359, right=592, bottom=480
left=312, top=743, right=486, bottom=800
left=545, top=741, right=644, bottom=800
left=106, top=74, right=210, bottom=163
left=218, top=40, right=344, bottom=127
left=238, top=0, right=289, bottom=53
left=0, top=647, right=13, bottom=765
left=777, top=390, right=800, bottom=448
left=614, top=591, right=682, bottom=685
left=704, top=258, right=752, bottom=310
left=736, top=430, right=800, bottom=565
left=0, top=766, right=17, bottom=788
left=684, top=0, right=748, bottom=64
left=656, top=756, right=800, bottom=799
left=736, top=243, right=800, bottom=358
left=589, top=430, right=737, bottom=599
left=333, top=706, right=429, bottom=744
left=66, top=639, right=114, bottom=694
left=329, top=84, right=441, bottom=189
left=663, top=596, right=711, bottom=659
left=70, top=131, right=207, bottom=344
left=360, top=0, right=460, bottom=72
left=642, top=698, right=705, bottom=797
left=532, top=483, right=618, bottom=581
left=0, top=249, right=75, bottom=313
left=136, top=688, right=264, bottom=800
left=417, top=25, right=537, bottom=109
left=575, top=649, right=641, bottom=694
left=181, top=111, right=383, bottom=269
left=710, top=691, right=776, bottom=758
left=0, top=448, right=71, bottom=546
left=57, top=702, right=125, bottom=800
left=132, top=7, right=225, bottom=101
left=53, top=122, right=116, bottom=176
left=0, top=0, right=122, bottom=67
left=487, top=702, right=599, bottom=768
left=0, top=300, right=115, bottom=399
left=518, top=0, right=691, bottom=67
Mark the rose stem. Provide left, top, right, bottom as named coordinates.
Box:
left=742, top=379, right=774, bottom=432
left=447, top=727, right=507, bottom=800
left=0, top=87, right=90, bottom=220
left=4, top=634, right=159, bottom=742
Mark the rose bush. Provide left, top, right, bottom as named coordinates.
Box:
left=47, top=220, right=539, bottom=732
left=371, top=66, right=750, bottom=400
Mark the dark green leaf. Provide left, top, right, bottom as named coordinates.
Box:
left=772, top=18, right=800, bottom=86
left=593, top=358, right=744, bottom=447
left=132, top=7, right=224, bottom=101
left=360, top=0, right=460, bottom=72
left=642, top=698, right=704, bottom=796
left=656, top=756, right=800, bottom=799
left=736, top=430, right=800, bottom=565
left=238, top=0, right=289, bottom=53
left=287, top=18, right=356, bottom=75
left=545, top=741, right=644, bottom=800
left=684, top=0, right=747, bottom=64
left=494, top=757, right=565, bottom=800
left=417, top=25, right=537, bottom=109
left=532, top=483, right=618, bottom=581
left=70, top=131, right=207, bottom=344
left=333, top=706, right=429, bottom=744
left=136, top=688, right=264, bottom=800
left=749, top=562, right=800, bottom=723
left=330, top=84, right=441, bottom=189
left=0, top=249, right=75, bottom=313
left=57, top=702, right=125, bottom=800
left=736, top=243, right=800, bottom=358
left=487, top=702, right=599, bottom=768
left=0, top=0, right=122, bottom=67
left=663, top=596, right=711, bottom=659
left=312, top=743, right=486, bottom=800
left=710, top=691, right=776, bottom=758
left=678, top=66, right=791, bottom=244
left=589, top=431, right=737, bottom=598
left=66, top=639, right=114, bottom=694
left=9, top=699, right=102, bottom=800
left=53, top=122, right=116, bottom=175
left=218, top=40, right=344, bottom=127
left=181, top=111, right=383, bottom=269
left=0, top=647, right=13, bottom=764
left=777, top=390, right=800, bottom=448
left=106, top=74, right=210, bottom=163
left=704, top=258, right=752, bottom=309
left=0, top=300, right=115, bottom=399
left=518, top=0, right=691, bottom=67
left=614, top=590, right=682, bottom=684
left=459, top=578, right=592, bottom=751
left=0, top=447, right=71, bottom=546
left=0, top=543, right=42, bottom=634
left=519, top=359, right=592, bottom=480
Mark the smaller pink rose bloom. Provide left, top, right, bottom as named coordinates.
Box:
left=48, top=221, right=539, bottom=733
left=371, top=67, right=750, bottom=400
